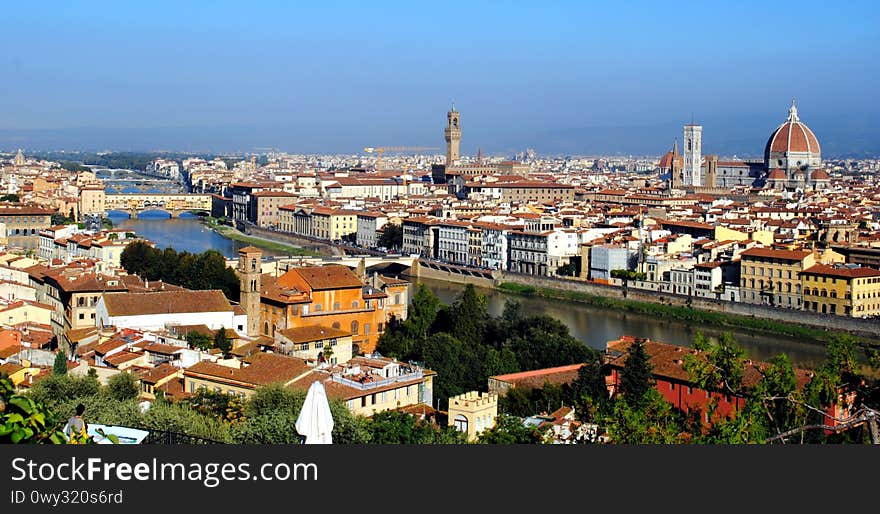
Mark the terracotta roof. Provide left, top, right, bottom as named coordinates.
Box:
left=137, top=363, right=179, bottom=384
left=103, top=351, right=143, bottom=366
left=606, top=337, right=814, bottom=391
left=0, top=204, right=55, bottom=215
left=766, top=117, right=820, bottom=156
left=740, top=247, right=811, bottom=261
left=278, top=325, right=351, bottom=344
left=102, top=290, right=232, bottom=317
left=143, top=342, right=184, bottom=355
left=801, top=264, right=880, bottom=279
left=184, top=353, right=310, bottom=388
left=490, top=364, right=584, bottom=390
left=286, top=265, right=363, bottom=291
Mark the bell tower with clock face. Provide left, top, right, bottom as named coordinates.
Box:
left=445, top=104, right=461, bottom=166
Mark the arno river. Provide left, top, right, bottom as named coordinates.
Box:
left=108, top=211, right=830, bottom=368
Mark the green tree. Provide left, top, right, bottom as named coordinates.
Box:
left=27, top=373, right=101, bottom=408
left=477, top=414, right=542, bottom=444
left=377, top=223, right=403, bottom=250
left=0, top=194, right=20, bottom=202
left=53, top=351, right=68, bottom=376
left=0, top=376, right=68, bottom=444
left=441, top=284, right=488, bottom=346
left=184, top=389, right=245, bottom=424
left=603, top=389, right=686, bottom=444
left=105, top=372, right=140, bottom=401
left=684, top=332, right=745, bottom=394
left=214, top=327, right=231, bottom=359
left=185, top=331, right=213, bottom=351
left=569, top=355, right=609, bottom=419
left=367, top=410, right=466, bottom=444
left=619, top=338, right=653, bottom=410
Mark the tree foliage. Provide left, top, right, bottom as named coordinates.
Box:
left=120, top=241, right=240, bottom=299
left=53, top=350, right=68, bottom=376
left=214, top=327, right=231, bottom=359
left=619, top=338, right=653, bottom=409
left=1, top=376, right=68, bottom=444
left=684, top=332, right=745, bottom=394
left=477, top=414, right=542, bottom=444
left=105, top=372, right=140, bottom=402
left=377, top=223, right=403, bottom=250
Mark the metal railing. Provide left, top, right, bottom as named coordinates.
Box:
left=332, top=369, right=423, bottom=391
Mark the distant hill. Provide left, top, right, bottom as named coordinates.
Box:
left=2, top=112, right=878, bottom=158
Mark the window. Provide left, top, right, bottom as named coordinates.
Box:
left=351, top=320, right=359, bottom=334
left=364, top=323, right=371, bottom=335
left=315, top=342, right=323, bottom=349
left=351, top=300, right=359, bottom=309
left=333, top=302, right=341, bottom=310
left=78, top=313, right=85, bottom=320
left=314, top=304, right=322, bottom=312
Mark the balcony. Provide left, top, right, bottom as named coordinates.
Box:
left=331, top=369, right=423, bottom=391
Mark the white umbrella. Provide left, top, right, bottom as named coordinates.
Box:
left=295, top=381, right=334, bottom=444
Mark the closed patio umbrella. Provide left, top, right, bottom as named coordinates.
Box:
left=295, top=381, right=334, bottom=444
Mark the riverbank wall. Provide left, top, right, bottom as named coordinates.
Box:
left=415, top=262, right=497, bottom=288
left=495, top=272, right=880, bottom=342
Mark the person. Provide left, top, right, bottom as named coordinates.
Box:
left=65, top=403, right=87, bottom=439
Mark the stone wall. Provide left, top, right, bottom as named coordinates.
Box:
left=497, top=271, right=880, bottom=339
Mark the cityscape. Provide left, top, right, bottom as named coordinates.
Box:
left=2, top=1, right=879, bottom=447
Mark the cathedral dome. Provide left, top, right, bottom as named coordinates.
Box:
left=764, top=101, right=821, bottom=170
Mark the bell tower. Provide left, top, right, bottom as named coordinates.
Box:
left=238, top=246, right=262, bottom=337
left=683, top=122, right=702, bottom=187
left=444, top=103, right=461, bottom=166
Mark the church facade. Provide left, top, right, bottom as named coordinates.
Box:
left=661, top=101, right=829, bottom=192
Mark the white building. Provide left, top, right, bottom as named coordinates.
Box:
left=95, top=290, right=244, bottom=334
left=356, top=212, right=388, bottom=249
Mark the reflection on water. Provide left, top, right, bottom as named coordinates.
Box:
left=105, top=211, right=287, bottom=258
left=414, top=277, right=830, bottom=369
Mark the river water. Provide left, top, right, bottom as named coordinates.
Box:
left=413, top=278, right=830, bottom=369
left=105, top=211, right=288, bottom=258
left=106, top=214, right=830, bottom=368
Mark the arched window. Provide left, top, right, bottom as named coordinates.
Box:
left=264, top=322, right=269, bottom=335
left=332, top=322, right=341, bottom=329
left=351, top=300, right=359, bottom=309
left=453, top=414, right=468, bottom=433
left=351, top=320, right=359, bottom=335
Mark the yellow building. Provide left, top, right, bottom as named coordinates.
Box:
left=309, top=207, right=358, bottom=241
left=740, top=247, right=815, bottom=308
left=78, top=185, right=106, bottom=217
left=297, top=355, right=435, bottom=417
left=448, top=391, right=498, bottom=441
left=801, top=264, right=880, bottom=317
left=274, top=325, right=353, bottom=365
left=0, top=300, right=53, bottom=326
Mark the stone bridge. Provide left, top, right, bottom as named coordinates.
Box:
left=104, top=193, right=212, bottom=218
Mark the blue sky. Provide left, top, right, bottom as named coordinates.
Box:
left=1, top=0, right=878, bottom=155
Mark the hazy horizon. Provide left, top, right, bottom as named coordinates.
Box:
left=2, top=1, right=878, bottom=157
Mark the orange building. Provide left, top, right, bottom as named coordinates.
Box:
left=0, top=328, right=22, bottom=352
left=252, top=263, right=409, bottom=355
